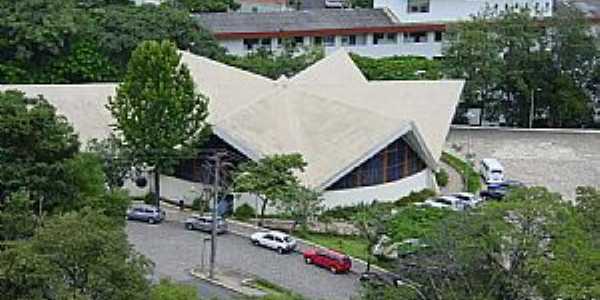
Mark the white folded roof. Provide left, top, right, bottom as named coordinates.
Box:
left=1, top=50, right=463, bottom=189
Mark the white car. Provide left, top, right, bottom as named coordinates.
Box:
left=449, top=192, right=482, bottom=208
left=416, top=196, right=467, bottom=211
left=250, top=230, right=296, bottom=254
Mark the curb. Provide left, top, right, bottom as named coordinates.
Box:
left=227, top=219, right=391, bottom=274
left=451, top=125, right=600, bottom=134
left=189, top=269, right=250, bottom=296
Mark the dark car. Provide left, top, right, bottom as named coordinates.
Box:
left=480, top=187, right=509, bottom=200
left=126, top=204, right=165, bottom=224
left=359, top=271, right=405, bottom=287
left=304, top=248, right=352, bottom=273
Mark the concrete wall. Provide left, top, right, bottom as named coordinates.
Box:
left=374, top=0, right=553, bottom=23
left=321, top=169, right=436, bottom=208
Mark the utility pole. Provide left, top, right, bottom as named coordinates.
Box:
left=529, top=88, right=535, bottom=129
left=209, top=152, right=227, bottom=279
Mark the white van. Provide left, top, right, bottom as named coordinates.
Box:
left=479, top=158, right=505, bottom=184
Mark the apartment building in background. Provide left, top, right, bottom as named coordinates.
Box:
left=196, top=0, right=555, bottom=58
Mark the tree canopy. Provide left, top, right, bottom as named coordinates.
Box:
left=443, top=8, right=599, bottom=127
left=108, top=40, right=210, bottom=207
left=233, top=153, right=307, bottom=219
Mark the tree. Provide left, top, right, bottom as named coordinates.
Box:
left=233, top=153, right=307, bottom=221
left=390, top=187, right=600, bottom=300
left=0, top=90, right=80, bottom=214
left=277, top=185, right=323, bottom=232
left=87, top=135, right=133, bottom=190
left=224, top=48, right=323, bottom=79
left=351, top=54, right=443, bottom=80
left=443, top=11, right=505, bottom=119
left=107, top=40, right=210, bottom=209
left=173, top=0, right=240, bottom=12
left=0, top=209, right=152, bottom=299
left=443, top=8, right=599, bottom=127
left=352, top=205, right=390, bottom=272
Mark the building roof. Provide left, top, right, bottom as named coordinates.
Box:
left=1, top=50, right=463, bottom=190
left=195, top=8, right=400, bottom=36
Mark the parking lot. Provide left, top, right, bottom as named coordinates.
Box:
left=447, top=127, right=600, bottom=199
left=127, top=216, right=362, bottom=300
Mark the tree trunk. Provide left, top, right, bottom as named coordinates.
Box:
left=154, top=169, right=160, bottom=209
left=259, top=197, right=268, bottom=227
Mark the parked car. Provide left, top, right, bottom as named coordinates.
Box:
left=126, top=204, right=165, bottom=224
left=449, top=192, right=482, bottom=208
left=184, top=214, right=228, bottom=234
left=479, top=158, right=505, bottom=184
left=359, top=271, right=405, bottom=287
left=416, top=196, right=467, bottom=211
left=303, top=248, right=352, bottom=273
left=480, top=187, right=509, bottom=200
left=250, top=230, right=296, bottom=254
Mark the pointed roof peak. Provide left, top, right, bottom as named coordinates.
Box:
left=291, top=49, right=367, bottom=86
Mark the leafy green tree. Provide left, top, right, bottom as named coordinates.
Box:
left=0, top=209, right=152, bottom=300
left=0, top=90, right=80, bottom=214
left=150, top=278, right=198, bottom=300
left=443, top=11, right=505, bottom=118
left=233, top=154, right=307, bottom=220
left=224, top=48, right=323, bottom=79
left=88, top=135, right=133, bottom=189
left=173, top=0, right=240, bottom=12
left=351, top=54, right=443, bottom=80
left=0, top=192, right=37, bottom=242
left=277, top=185, right=323, bottom=232
left=45, top=41, right=119, bottom=83
left=108, top=40, right=210, bottom=208
left=91, top=4, right=225, bottom=71
left=443, top=8, right=599, bottom=127
left=0, top=0, right=78, bottom=81
left=352, top=205, right=391, bottom=272
left=389, top=187, right=600, bottom=300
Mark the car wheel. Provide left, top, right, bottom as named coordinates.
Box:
left=185, top=223, right=193, bottom=230
left=305, top=258, right=312, bottom=264
left=148, top=218, right=156, bottom=224
left=330, top=266, right=337, bottom=274
left=251, top=239, right=259, bottom=246
left=277, top=247, right=284, bottom=255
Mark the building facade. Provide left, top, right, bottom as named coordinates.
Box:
left=197, top=0, right=555, bottom=58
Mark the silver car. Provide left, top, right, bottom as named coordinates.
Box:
left=126, top=204, right=165, bottom=224
left=184, top=214, right=228, bottom=234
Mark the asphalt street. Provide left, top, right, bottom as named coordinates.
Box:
left=127, top=219, right=361, bottom=300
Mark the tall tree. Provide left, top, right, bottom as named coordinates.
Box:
left=277, top=185, right=323, bottom=232
left=0, top=90, right=80, bottom=214
left=108, top=40, right=210, bottom=209
left=0, top=209, right=152, bottom=299
left=233, top=153, right=307, bottom=221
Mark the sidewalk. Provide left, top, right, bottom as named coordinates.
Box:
left=189, top=267, right=267, bottom=297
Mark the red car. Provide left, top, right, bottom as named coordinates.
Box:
left=303, top=248, right=352, bottom=273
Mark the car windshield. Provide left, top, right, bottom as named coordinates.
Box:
left=283, top=236, right=292, bottom=243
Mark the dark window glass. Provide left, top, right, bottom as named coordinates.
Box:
left=328, top=136, right=426, bottom=190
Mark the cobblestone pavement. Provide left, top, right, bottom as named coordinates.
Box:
left=127, top=217, right=361, bottom=300
left=446, top=128, right=600, bottom=200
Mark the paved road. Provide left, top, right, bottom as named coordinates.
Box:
left=447, top=127, right=600, bottom=199
left=127, top=219, right=361, bottom=300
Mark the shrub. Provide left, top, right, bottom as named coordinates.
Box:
left=386, top=206, right=452, bottom=242
left=150, top=278, right=197, bottom=300
left=234, top=203, right=256, bottom=220
left=441, top=152, right=482, bottom=193
left=436, top=168, right=449, bottom=187
left=191, top=197, right=206, bottom=212
left=394, top=189, right=436, bottom=207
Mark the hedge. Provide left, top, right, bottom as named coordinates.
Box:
left=441, top=152, right=482, bottom=193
